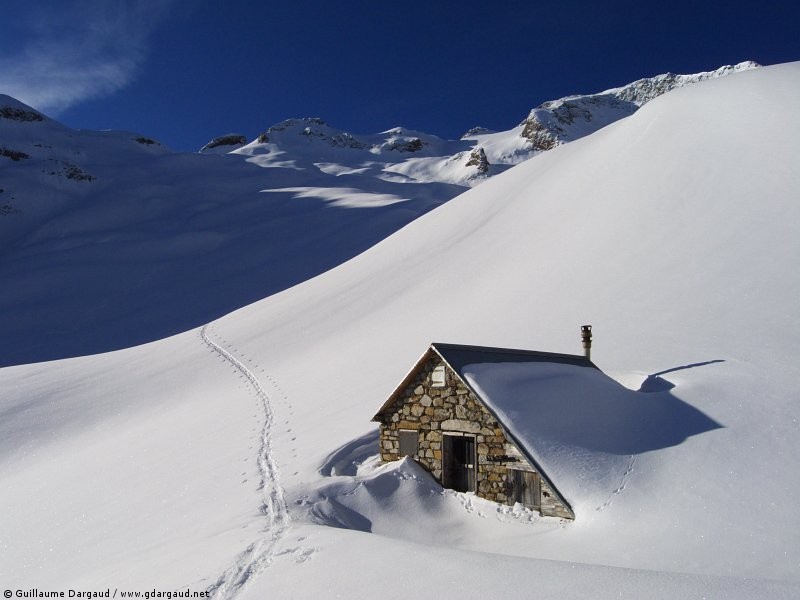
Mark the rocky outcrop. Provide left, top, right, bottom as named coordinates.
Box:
left=1, top=147, right=30, bottom=161
left=385, top=137, right=425, bottom=152
left=0, top=106, right=44, bottom=122
left=268, top=117, right=326, bottom=132
left=519, top=118, right=560, bottom=151
left=200, top=133, right=247, bottom=153
left=0, top=188, right=19, bottom=215
left=519, top=62, right=760, bottom=151
left=610, top=61, right=759, bottom=105
left=43, top=160, right=96, bottom=181
left=329, top=132, right=368, bottom=149
left=465, top=146, right=490, bottom=175
left=301, top=127, right=367, bottom=149
left=461, top=126, right=492, bottom=138
left=256, top=118, right=368, bottom=149
left=520, top=94, right=639, bottom=150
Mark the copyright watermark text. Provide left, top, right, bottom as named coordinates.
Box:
left=4, top=590, right=210, bottom=600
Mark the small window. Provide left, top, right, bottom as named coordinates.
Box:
left=431, top=365, right=446, bottom=387
left=399, top=430, right=418, bottom=457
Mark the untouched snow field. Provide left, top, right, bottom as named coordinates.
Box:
left=1, top=63, right=799, bottom=598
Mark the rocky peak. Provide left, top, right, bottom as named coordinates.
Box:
left=465, top=146, right=489, bottom=175
left=519, top=117, right=561, bottom=152
left=1, top=106, right=45, bottom=123
left=270, top=117, right=327, bottom=131
left=461, top=126, right=493, bottom=139
left=199, top=133, right=247, bottom=153
left=519, top=62, right=760, bottom=151
left=328, top=132, right=368, bottom=149
left=385, top=137, right=425, bottom=152
left=608, top=61, right=760, bottom=106
left=255, top=118, right=368, bottom=150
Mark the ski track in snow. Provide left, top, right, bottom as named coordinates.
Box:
left=200, top=324, right=294, bottom=599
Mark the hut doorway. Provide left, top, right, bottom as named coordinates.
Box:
left=442, top=434, right=476, bottom=493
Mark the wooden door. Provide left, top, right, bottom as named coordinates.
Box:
left=512, top=469, right=541, bottom=509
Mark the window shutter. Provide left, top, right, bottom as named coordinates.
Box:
left=399, top=430, right=418, bottom=457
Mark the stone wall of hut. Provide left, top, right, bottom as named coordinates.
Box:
left=375, top=353, right=573, bottom=519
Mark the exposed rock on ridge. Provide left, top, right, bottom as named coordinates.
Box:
left=1, top=106, right=45, bottom=122
left=191, top=62, right=759, bottom=188
left=519, top=61, right=760, bottom=151
left=465, top=146, right=490, bottom=176
left=200, top=133, right=247, bottom=154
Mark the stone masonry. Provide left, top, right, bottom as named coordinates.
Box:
left=374, top=351, right=573, bottom=519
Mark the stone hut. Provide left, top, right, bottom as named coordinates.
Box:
left=372, top=343, right=606, bottom=520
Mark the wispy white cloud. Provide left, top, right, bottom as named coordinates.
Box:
left=0, top=0, right=172, bottom=114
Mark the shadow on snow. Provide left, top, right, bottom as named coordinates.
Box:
left=307, top=361, right=724, bottom=532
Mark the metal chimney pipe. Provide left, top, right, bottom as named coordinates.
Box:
left=581, top=325, right=592, bottom=360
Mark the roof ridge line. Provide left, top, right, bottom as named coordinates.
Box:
left=430, top=342, right=594, bottom=364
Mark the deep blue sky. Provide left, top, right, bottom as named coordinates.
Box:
left=1, top=0, right=798, bottom=151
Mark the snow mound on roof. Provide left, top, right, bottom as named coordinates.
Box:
left=463, top=361, right=721, bottom=514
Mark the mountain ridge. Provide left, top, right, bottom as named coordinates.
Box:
left=211, top=61, right=759, bottom=181
left=0, top=62, right=763, bottom=367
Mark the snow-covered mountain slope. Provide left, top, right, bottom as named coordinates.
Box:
left=0, top=96, right=464, bottom=366
left=1, top=62, right=798, bottom=599
left=233, top=118, right=496, bottom=185
left=0, top=63, right=753, bottom=367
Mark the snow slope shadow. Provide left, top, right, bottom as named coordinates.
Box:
left=638, top=359, right=725, bottom=392
left=319, top=429, right=379, bottom=477
left=464, top=359, right=725, bottom=457
left=306, top=458, right=443, bottom=534
left=310, top=436, right=428, bottom=534
left=616, top=386, right=723, bottom=454
left=0, top=150, right=463, bottom=367
left=310, top=495, right=374, bottom=533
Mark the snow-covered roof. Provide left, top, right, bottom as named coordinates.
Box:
left=389, top=343, right=721, bottom=516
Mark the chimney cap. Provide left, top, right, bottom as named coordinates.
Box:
left=580, top=325, right=592, bottom=359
